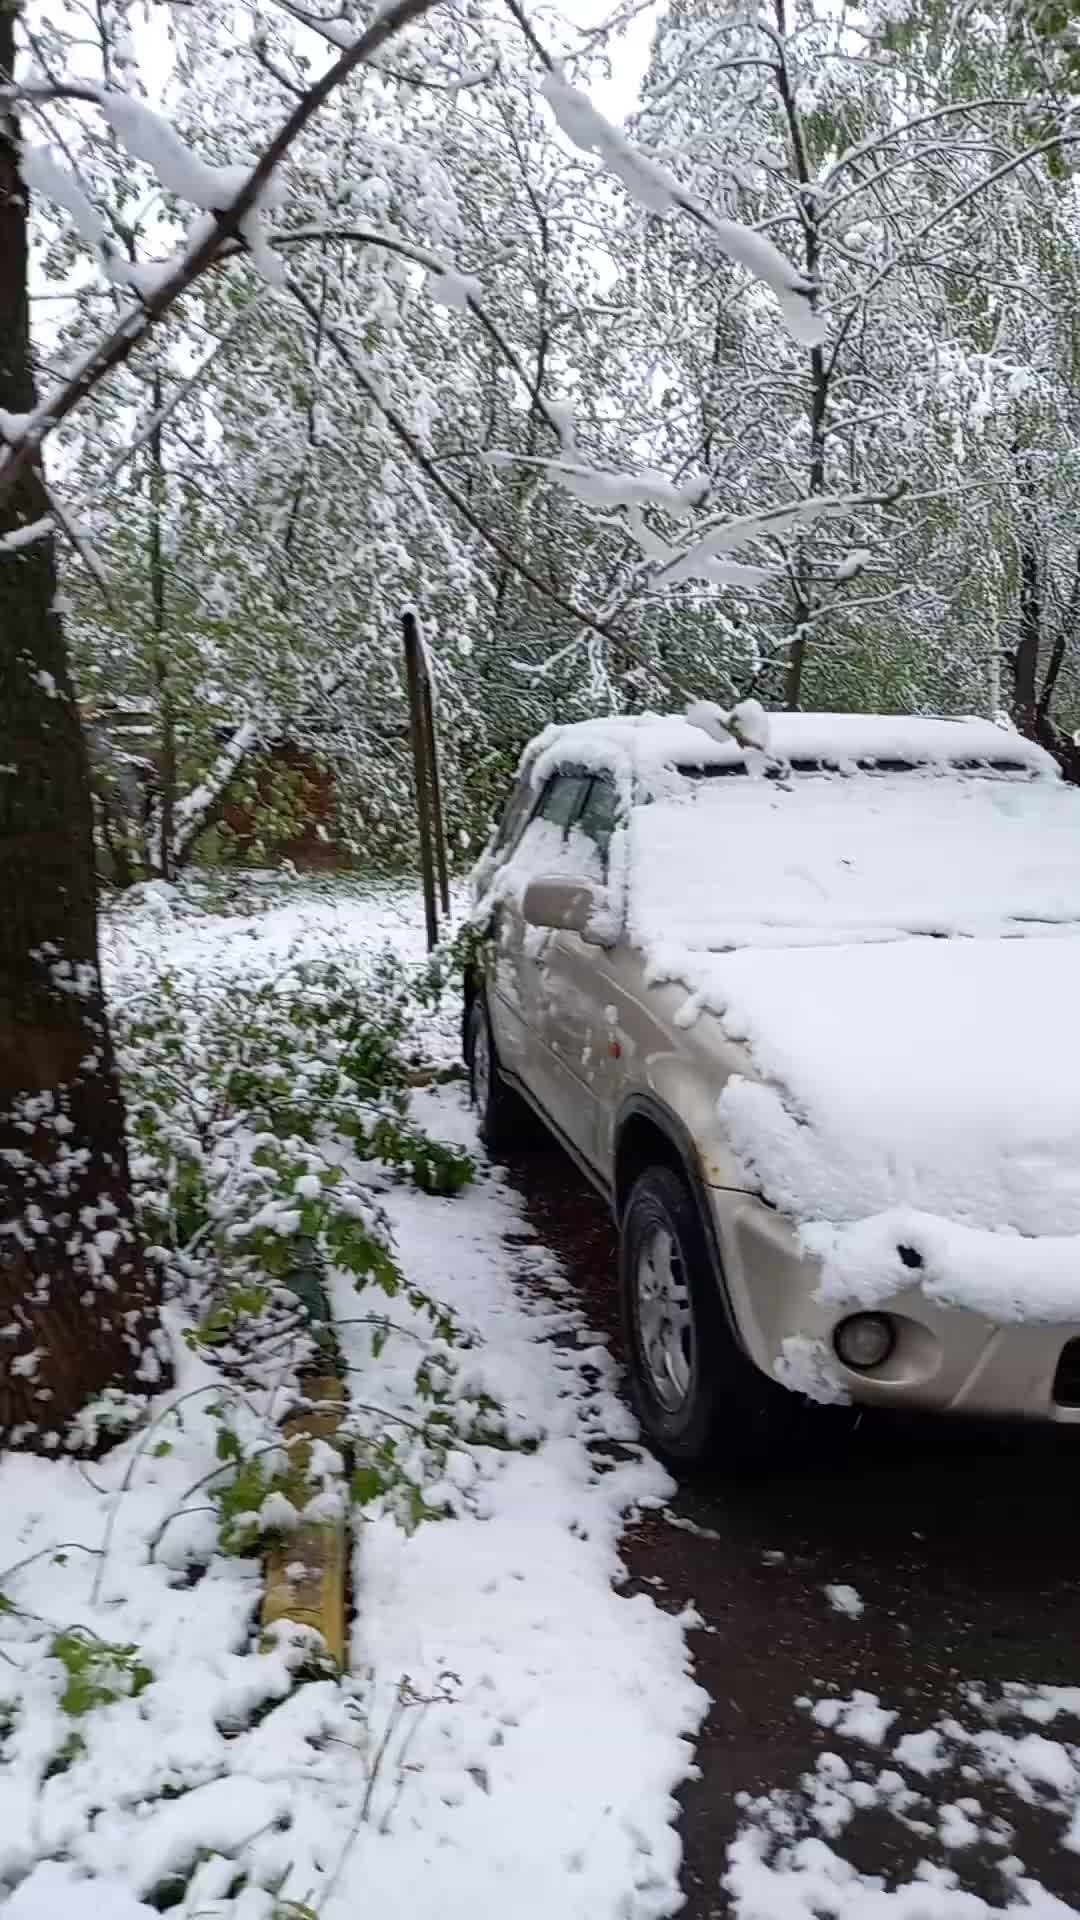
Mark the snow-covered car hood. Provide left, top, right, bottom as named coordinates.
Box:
left=684, top=936, right=1076, bottom=1236
left=629, top=771, right=1080, bottom=950
left=669, top=935, right=1080, bottom=1322
left=690, top=935, right=1080, bottom=1237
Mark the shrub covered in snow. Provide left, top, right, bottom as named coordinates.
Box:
left=104, top=928, right=533, bottom=1542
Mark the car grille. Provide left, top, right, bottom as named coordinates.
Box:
left=1052, top=1338, right=1080, bottom=1408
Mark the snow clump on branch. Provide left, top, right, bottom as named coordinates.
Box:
left=540, top=70, right=827, bottom=350
left=20, top=142, right=108, bottom=253
left=687, top=697, right=773, bottom=757
left=22, top=93, right=288, bottom=291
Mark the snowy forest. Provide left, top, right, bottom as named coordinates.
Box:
left=7, top=0, right=1080, bottom=883
left=5, top=0, right=1080, bottom=1424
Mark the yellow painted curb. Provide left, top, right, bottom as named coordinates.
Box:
left=261, top=1374, right=347, bottom=1669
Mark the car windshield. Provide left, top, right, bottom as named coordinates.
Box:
left=627, top=766, right=1080, bottom=951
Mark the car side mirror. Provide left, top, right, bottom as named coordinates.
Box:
left=522, top=874, right=609, bottom=943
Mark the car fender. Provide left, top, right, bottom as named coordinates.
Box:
left=614, top=1091, right=751, bottom=1354
left=636, top=1053, right=749, bottom=1191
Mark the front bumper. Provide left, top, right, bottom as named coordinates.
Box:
left=710, top=1189, right=1080, bottom=1423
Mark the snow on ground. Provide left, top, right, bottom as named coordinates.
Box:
left=727, top=1681, right=1080, bottom=1917
left=326, top=1084, right=706, bottom=1918
left=101, top=871, right=438, bottom=988
left=0, top=1326, right=320, bottom=1916
left=0, top=875, right=706, bottom=1919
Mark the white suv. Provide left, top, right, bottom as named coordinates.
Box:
left=466, top=708, right=1080, bottom=1468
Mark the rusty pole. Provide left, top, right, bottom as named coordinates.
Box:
left=402, top=610, right=438, bottom=950
left=421, top=665, right=451, bottom=917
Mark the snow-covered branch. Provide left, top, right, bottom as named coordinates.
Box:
left=537, top=68, right=825, bottom=349
left=486, top=451, right=708, bottom=515
left=500, top=1, right=824, bottom=348
left=0, top=0, right=443, bottom=509
left=3, top=294, right=271, bottom=566
left=822, top=96, right=1036, bottom=190
left=283, top=275, right=615, bottom=644
left=826, top=129, right=1080, bottom=373
left=275, top=225, right=571, bottom=449
left=622, top=491, right=896, bottom=602
left=172, top=722, right=263, bottom=866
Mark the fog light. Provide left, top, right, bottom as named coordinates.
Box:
left=834, top=1312, right=895, bottom=1371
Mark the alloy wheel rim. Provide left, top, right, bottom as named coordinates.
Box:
left=635, top=1223, right=696, bottom=1413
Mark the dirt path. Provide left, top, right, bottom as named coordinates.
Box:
left=505, top=1130, right=1080, bottom=1917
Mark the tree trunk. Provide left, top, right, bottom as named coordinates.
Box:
left=784, top=340, right=826, bottom=711
left=1013, top=453, right=1041, bottom=737
left=1005, top=461, right=1080, bottom=784
left=774, top=0, right=826, bottom=711
left=150, top=369, right=175, bottom=880
left=0, top=8, right=162, bottom=1449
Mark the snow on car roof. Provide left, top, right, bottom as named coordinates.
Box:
left=528, top=709, right=1057, bottom=790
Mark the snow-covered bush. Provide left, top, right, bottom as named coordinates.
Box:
left=110, top=939, right=518, bottom=1543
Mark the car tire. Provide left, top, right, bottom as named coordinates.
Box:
left=466, top=996, right=524, bottom=1153
left=620, top=1164, right=792, bottom=1473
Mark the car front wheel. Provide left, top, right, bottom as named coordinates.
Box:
left=466, top=996, right=524, bottom=1152
left=620, top=1164, right=791, bottom=1472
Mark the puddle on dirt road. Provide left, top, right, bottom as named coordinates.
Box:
left=503, top=1131, right=1080, bottom=1918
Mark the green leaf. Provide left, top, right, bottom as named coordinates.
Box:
left=350, top=1464, right=385, bottom=1506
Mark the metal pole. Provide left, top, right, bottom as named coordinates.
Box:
left=402, top=610, right=438, bottom=951
left=421, top=663, right=451, bottom=916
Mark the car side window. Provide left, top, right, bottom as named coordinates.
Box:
left=500, top=770, right=592, bottom=885
left=492, top=778, right=535, bottom=857
left=575, top=775, right=619, bottom=871
left=535, top=772, right=592, bottom=833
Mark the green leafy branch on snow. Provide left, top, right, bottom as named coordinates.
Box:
left=107, top=936, right=526, bottom=1545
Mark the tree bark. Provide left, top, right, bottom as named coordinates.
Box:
left=150, top=369, right=175, bottom=880
left=1005, top=459, right=1080, bottom=784
left=1013, top=451, right=1041, bottom=737
left=0, top=3, right=162, bottom=1449
left=784, top=341, right=826, bottom=711
left=1036, top=539, right=1080, bottom=726
left=774, top=0, right=826, bottom=711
